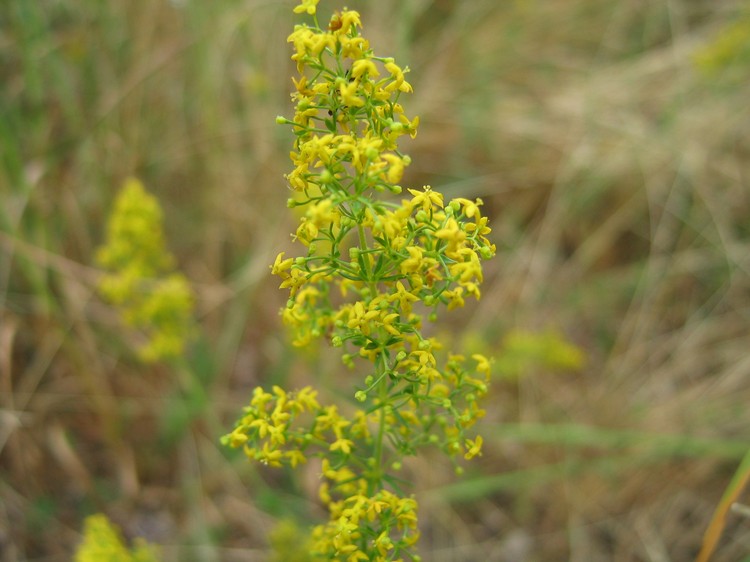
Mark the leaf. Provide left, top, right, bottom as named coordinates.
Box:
left=695, top=447, right=750, bottom=562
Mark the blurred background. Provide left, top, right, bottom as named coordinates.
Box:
left=2, top=0, right=750, bottom=560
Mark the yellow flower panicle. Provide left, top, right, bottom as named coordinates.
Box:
left=226, top=3, right=496, bottom=559
left=310, top=490, right=419, bottom=561
left=96, top=178, right=195, bottom=363
left=74, top=514, right=159, bottom=562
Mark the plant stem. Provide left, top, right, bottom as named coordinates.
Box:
left=371, top=350, right=389, bottom=495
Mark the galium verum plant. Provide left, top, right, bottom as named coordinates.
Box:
left=75, top=514, right=159, bottom=562
left=96, top=178, right=195, bottom=364
left=223, top=1, right=496, bottom=559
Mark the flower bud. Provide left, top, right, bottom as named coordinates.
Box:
left=479, top=246, right=494, bottom=259
left=319, top=169, right=333, bottom=183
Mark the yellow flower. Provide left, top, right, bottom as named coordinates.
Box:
left=472, top=354, right=492, bottom=377
left=74, top=514, right=159, bottom=562
left=285, top=162, right=309, bottom=191
left=434, top=217, right=467, bottom=249
left=295, top=218, right=319, bottom=245
left=442, top=287, right=465, bottom=310
left=306, top=198, right=341, bottom=227
left=399, top=246, right=424, bottom=275
left=292, top=0, right=319, bottom=15
left=351, top=58, right=379, bottom=79
left=336, top=10, right=362, bottom=34
left=294, top=386, right=321, bottom=411
left=259, top=443, right=284, bottom=467
left=271, top=252, right=295, bottom=278
left=408, top=186, right=443, bottom=211
left=381, top=153, right=407, bottom=184
left=346, top=301, right=380, bottom=335
left=464, top=435, right=483, bottom=460
left=452, top=197, right=483, bottom=219
left=340, top=35, right=369, bottom=59
left=399, top=113, right=419, bottom=138
left=278, top=267, right=307, bottom=296
left=374, top=532, right=394, bottom=556
left=379, top=312, right=401, bottom=337
left=338, top=79, right=365, bottom=108
left=450, top=252, right=483, bottom=283
left=330, top=437, right=354, bottom=455
left=389, top=281, right=419, bottom=314
left=286, top=450, right=307, bottom=468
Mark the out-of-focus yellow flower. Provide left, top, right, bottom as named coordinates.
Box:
left=74, top=514, right=159, bottom=562
left=293, top=0, right=319, bottom=16
left=96, top=178, right=195, bottom=363
left=464, top=435, right=483, bottom=460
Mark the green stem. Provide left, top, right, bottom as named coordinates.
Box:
left=357, top=223, right=372, bottom=281
left=371, top=351, right=389, bottom=495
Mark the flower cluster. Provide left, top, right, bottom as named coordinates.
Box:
left=693, top=12, right=750, bottom=76
left=222, top=385, right=370, bottom=469
left=309, top=490, right=419, bottom=560
left=74, top=514, right=159, bottom=562
left=224, top=2, right=495, bottom=559
left=96, top=178, right=195, bottom=363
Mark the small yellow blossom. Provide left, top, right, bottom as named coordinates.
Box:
left=408, top=186, right=444, bottom=211
left=330, top=437, right=355, bottom=455
left=293, top=0, right=319, bottom=16
left=75, top=514, right=159, bottom=562
left=338, top=79, right=365, bottom=108
left=381, top=153, right=407, bottom=184
left=336, top=10, right=362, bottom=34
left=464, top=435, right=483, bottom=460
left=472, top=353, right=492, bottom=378
left=389, top=281, right=419, bottom=314
left=271, top=252, right=295, bottom=278
left=351, top=58, right=379, bottom=79
left=384, top=60, right=413, bottom=93
left=434, top=217, right=467, bottom=250
left=452, top=197, right=483, bottom=219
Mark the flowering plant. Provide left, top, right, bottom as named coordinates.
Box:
left=75, top=514, right=159, bottom=562
left=96, top=177, right=195, bottom=363
left=223, top=1, right=496, bottom=559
